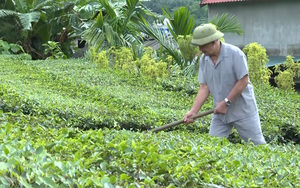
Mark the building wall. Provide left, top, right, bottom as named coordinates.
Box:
left=207, top=0, right=300, bottom=56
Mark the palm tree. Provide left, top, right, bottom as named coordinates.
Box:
left=161, top=6, right=195, bottom=40
left=209, top=13, right=244, bottom=36
left=81, top=0, right=157, bottom=51
left=139, top=9, right=245, bottom=73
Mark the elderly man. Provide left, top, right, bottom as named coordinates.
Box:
left=183, top=24, right=266, bottom=145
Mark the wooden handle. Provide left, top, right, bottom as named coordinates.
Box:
left=151, top=109, right=214, bottom=132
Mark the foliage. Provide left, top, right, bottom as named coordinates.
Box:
left=274, top=55, right=300, bottom=91
left=89, top=46, right=110, bottom=69
left=81, top=0, right=156, bottom=51
left=0, top=39, right=32, bottom=60
left=177, top=35, right=200, bottom=63
left=109, top=47, right=135, bottom=70
left=209, top=13, right=244, bottom=36
left=139, top=47, right=171, bottom=78
left=0, top=116, right=300, bottom=187
left=0, top=17, right=23, bottom=43
left=0, top=0, right=82, bottom=59
left=43, top=41, right=67, bottom=60
left=130, top=43, right=145, bottom=60
left=89, top=46, right=172, bottom=78
left=176, top=35, right=201, bottom=78
left=161, top=6, right=195, bottom=40
left=0, top=39, right=25, bottom=55
left=142, top=0, right=208, bottom=26
left=0, top=56, right=300, bottom=145
left=138, top=23, right=184, bottom=67
left=242, top=42, right=272, bottom=85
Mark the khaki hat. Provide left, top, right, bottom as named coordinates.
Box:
left=191, top=24, right=224, bottom=46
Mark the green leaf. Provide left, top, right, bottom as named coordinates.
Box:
left=209, top=13, right=244, bottom=36
left=120, top=173, right=131, bottom=181
left=19, top=177, right=32, bottom=188
left=91, top=177, right=101, bottom=186
left=101, top=176, right=110, bottom=185
left=131, top=140, right=136, bottom=149
left=0, top=162, right=9, bottom=171
left=19, top=11, right=41, bottom=31
left=3, top=146, right=9, bottom=155
left=13, top=0, right=27, bottom=13
left=0, top=177, right=10, bottom=187
left=41, top=177, right=56, bottom=188
left=100, top=161, right=107, bottom=170
left=8, top=158, right=18, bottom=165
left=36, top=146, right=44, bottom=155
left=232, top=160, right=241, bottom=167
left=110, top=176, right=117, bottom=184
left=0, top=10, right=17, bottom=18
left=74, top=150, right=81, bottom=161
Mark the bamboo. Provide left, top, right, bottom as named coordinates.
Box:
left=151, top=109, right=214, bottom=132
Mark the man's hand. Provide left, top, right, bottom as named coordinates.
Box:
left=214, top=100, right=228, bottom=114
left=183, top=111, right=197, bottom=125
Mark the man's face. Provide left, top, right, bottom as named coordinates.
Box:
left=199, top=42, right=214, bottom=56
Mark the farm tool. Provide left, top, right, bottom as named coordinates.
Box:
left=151, top=109, right=214, bottom=132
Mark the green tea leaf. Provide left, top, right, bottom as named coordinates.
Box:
left=41, top=177, right=56, bottom=188
left=3, top=147, right=9, bottom=155
left=19, top=177, right=32, bottom=188
left=110, top=176, right=117, bottom=184
left=36, top=146, right=44, bottom=155
left=101, top=176, right=110, bottom=184
left=0, top=162, right=8, bottom=171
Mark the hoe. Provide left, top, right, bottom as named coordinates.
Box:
left=151, top=109, right=214, bottom=132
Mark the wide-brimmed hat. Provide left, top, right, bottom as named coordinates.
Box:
left=191, top=24, right=224, bottom=46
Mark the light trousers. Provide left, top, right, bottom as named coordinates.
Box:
left=209, top=113, right=266, bottom=145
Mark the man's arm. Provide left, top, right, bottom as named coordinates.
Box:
left=226, top=74, right=249, bottom=103
left=190, top=84, right=210, bottom=113
left=184, top=84, right=210, bottom=124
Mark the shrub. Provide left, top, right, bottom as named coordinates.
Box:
left=139, top=47, right=171, bottom=78
left=177, top=35, right=199, bottom=64
left=97, top=51, right=109, bottom=69
left=43, top=41, right=67, bottom=59
left=89, top=47, right=109, bottom=69
left=109, top=47, right=134, bottom=69
left=1, top=56, right=299, bottom=145
left=89, top=46, right=98, bottom=62
left=274, top=55, right=300, bottom=91
left=0, top=39, right=24, bottom=55
left=242, top=42, right=272, bottom=85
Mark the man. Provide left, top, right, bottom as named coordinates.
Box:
left=183, top=24, right=266, bottom=145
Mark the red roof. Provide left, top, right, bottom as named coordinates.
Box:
left=201, top=0, right=252, bottom=5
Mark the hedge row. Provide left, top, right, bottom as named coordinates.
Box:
left=0, top=56, right=300, bottom=144
left=0, top=112, right=299, bottom=187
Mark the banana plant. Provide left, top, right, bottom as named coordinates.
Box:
left=0, top=0, right=83, bottom=59
left=0, top=6, right=41, bottom=31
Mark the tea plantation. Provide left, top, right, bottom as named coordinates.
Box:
left=0, top=56, right=300, bottom=187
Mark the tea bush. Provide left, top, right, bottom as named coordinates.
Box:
left=1, top=55, right=300, bottom=187
left=0, top=56, right=299, bottom=144
left=0, top=114, right=299, bottom=187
